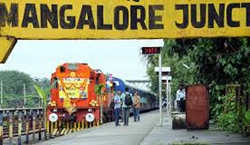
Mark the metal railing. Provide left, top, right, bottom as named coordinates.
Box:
left=0, top=108, right=45, bottom=145
left=0, top=107, right=101, bottom=145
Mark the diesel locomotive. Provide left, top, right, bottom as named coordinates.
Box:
left=46, top=63, right=158, bottom=125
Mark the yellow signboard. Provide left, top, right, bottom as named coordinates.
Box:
left=1, top=0, right=250, bottom=62
left=58, top=78, right=88, bottom=99
left=0, top=37, right=16, bottom=63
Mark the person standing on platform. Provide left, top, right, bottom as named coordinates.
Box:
left=122, top=87, right=133, bottom=126
left=133, top=91, right=141, bottom=122
left=176, top=84, right=186, bottom=112
left=120, top=91, right=124, bottom=123
left=132, top=93, right=136, bottom=122
left=114, top=90, right=122, bottom=126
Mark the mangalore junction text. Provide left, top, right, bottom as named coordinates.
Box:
left=1, top=0, right=250, bottom=63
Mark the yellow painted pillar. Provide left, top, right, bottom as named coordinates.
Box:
left=54, top=122, right=57, bottom=129
left=8, top=111, right=13, bottom=144
left=97, top=119, right=100, bottom=126
left=74, top=122, right=77, bottom=132
left=85, top=121, right=88, bottom=128
left=77, top=122, right=81, bottom=131
left=67, top=122, right=69, bottom=130
left=32, top=110, right=37, bottom=144
left=46, top=121, right=50, bottom=134
left=17, top=111, right=22, bottom=144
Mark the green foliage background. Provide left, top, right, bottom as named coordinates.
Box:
left=145, top=38, right=250, bottom=134
left=0, top=70, right=50, bottom=108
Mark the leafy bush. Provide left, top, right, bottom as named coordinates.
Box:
left=216, top=112, right=239, bottom=132
left=215, top=92, right=243, bottom=133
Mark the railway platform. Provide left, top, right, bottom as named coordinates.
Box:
left=36, top=109, right=250, bottom=145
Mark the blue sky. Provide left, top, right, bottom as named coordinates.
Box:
left=0, top=39, right=163, bottom=81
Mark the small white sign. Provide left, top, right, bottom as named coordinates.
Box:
left=85, top=113, right=95, bottom=122
left=162, top=76, right=172, bottom=80
left=49, top=113, right=58, bottom=122
left=155, top=67, right=171, bottom=72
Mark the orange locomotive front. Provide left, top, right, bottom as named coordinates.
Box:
left=47, top=63, right=109, bottom=123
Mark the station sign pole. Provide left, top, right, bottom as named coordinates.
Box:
left=165, top=75, right=172, bottom=116
left=141, top=47, right=162, bottom=126
left=166, top=77, right=168, bottom=115
left=158, top=53, right=162, bottom=126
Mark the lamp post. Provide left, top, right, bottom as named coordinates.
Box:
left=158, top=54, right=162, bottom=126
left=141, top=46, right=163, bottom=126
left=165, top=75, right=172, bottom=116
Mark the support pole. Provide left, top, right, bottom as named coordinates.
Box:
left=100, top=95, right=103, bottom=124
left=159, top=53, right=162, bottom=126
left=25, top=110, right=30, bottom=144
left=38, top=110, right=42, bottom=141
left=23, top=84, right=26, bottom=107
left=166, top=79, right=169, bottom=115
left=8, top=111, right=13, bottom=145
left=17, top=111, right=22, bottom=145
left=32, top=110, right=36, bottom=144
left=168, top=82, right=172, bottom=115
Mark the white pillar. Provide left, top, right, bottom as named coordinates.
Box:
left=159, top=53, right=162, bottom=126
left=169, top=82, right=171, bottom=114
left=166, top=79, right=169, bottom=115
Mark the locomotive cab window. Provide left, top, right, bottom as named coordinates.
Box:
left=52, top=77, right=58, bottom=88
left=96, top=77, right=99, bottom=85
left=67, top=63, right=78, bottom=71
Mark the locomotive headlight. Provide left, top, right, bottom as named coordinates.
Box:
left=53, top=108, right=58, bottom=112
left=88, top=109, right=92, bottom=112
left=68, top=63, right=78, bottom=71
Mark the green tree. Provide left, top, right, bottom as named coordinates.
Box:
left=33, top=78, right=50, bottom=90
left=0, top=70, right=51, bottom=108
left=185, top=38, right=250, bottom=118
left=145, top=38, right=250, bottom=119
left=33, top=77, right=50, bottom=102
left=0, top=70, right=34, bottom=108
left=0, top=70, right=34, bottom=95
left=144, top=39, right=196, bottom=99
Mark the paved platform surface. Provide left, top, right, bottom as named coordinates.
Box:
left=141, top=112, right=250, bottom=145
left=37, top=110, right=159, bottom=145
left=35, top=110, right=250, bottom=145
